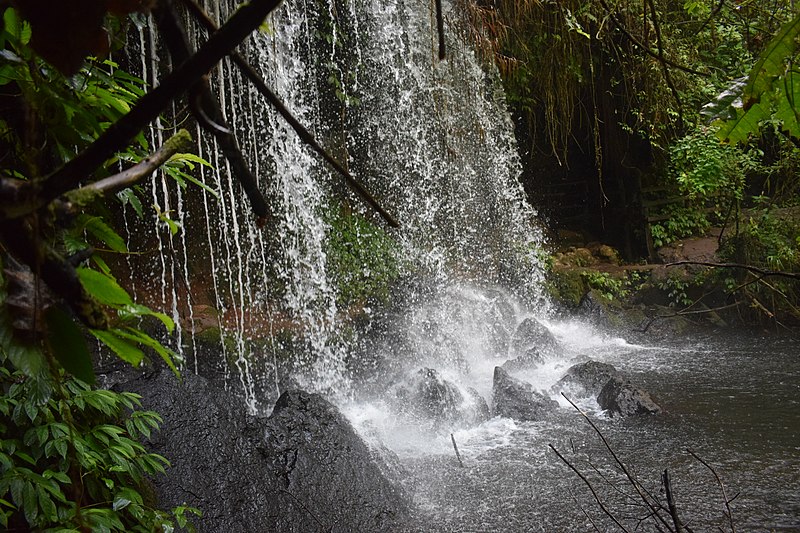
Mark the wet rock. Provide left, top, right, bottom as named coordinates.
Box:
left=502, top=349, right=544, bottom=373
left=510, top=317, right=560, bottom=358
left=392, top=368, right=489, bottom=426
left=555, top=360, right=621, bottom=396
left=576, top=291, right=613, bottom=328
left=492, top=367, right=558, bottom=421
left=465, top=387, right=491, bottom=423
left=393, top=368, right=465, bottom=422
left=597, top=376, right=662, bottom=417
left=597, top=244, right=621, bottom=264
left=263, top=390, right=411, bottom=532
left=121, top=370, right=409, bottom=532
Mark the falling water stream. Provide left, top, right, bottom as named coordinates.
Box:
left=118, top=0, right=800, bottom=529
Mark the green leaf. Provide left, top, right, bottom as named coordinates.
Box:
left=169, top=153, right=212, bottom=168
left=15, top=450, right=36, bottom=465
left=76, top=268, right=133, bottom=307
left=113, top=328, right=180, bottom=376
left=120, top=304, right=175, bottom=333
left=79, top=215, right=128, bottom=253
left=92, top=255, right=112, bottom=276
left=112, top=496, right=131, bottom=511
left=716, top=102, right=770, bottom=144
left=742, top=13, right=800, bottom=106
left=90, top=329, right=144, bottom=366
left=117, top=188, right=143, bottom=218
left=22, top=480, right=36, bottom=525
left=43, top=470, right=71, bottom=485
left=775, top=71, right=800, bottom=137
left=3, top=8, right=32, bottom=45
left=3, top=342, right=46, bottom=380
left=45, top=306, right=95, bottom=385
left=37, top=484, right=57, bottom=523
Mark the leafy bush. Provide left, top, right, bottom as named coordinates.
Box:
left=651, top=128, right=759, bottom=246
left=0, top=366, right=200, bottom=531
left=580, top=271, right=628, bottom=302
left=716, top=207, right=800, bottom=323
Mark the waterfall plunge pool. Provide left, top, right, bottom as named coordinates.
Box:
left=344, top=321, right=800, bottom=532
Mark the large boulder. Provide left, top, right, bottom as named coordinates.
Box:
left=597, top=376, right=662, bottom=417
left=119, top=370, right=409, bottom=532
left=492, top=367, right=558, bottom=421
left=555, top=360, right=621, bottom=396
left=502, top=350, right=545, bottom=373
left=262, top=390, right=411, bottom=532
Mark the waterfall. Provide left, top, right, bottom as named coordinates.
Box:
left=119, top=0, right=548, bottom=411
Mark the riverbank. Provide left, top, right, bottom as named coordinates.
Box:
left=545, top=227, right=799, bottom=335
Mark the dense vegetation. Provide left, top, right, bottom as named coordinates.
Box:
left=461, top=0, right=799, bottom=325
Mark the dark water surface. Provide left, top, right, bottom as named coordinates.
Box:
left=383, top=332, right=800, bottom=532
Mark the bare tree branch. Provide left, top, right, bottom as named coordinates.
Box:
left=78, top=129, right=194, bottom=197
left=561, top=393, right=674, bottom=532
left=180, top=0, right=400, bottom=228
left=154, top=0, right=270, bottom=221
left=550, top=444, right=632, bottom=532
left=662, top=469, right=684, bottom=533
left=666, top=261, right=800, bottom=281
left=596, top=0, right=710, bottom=77
left=1, top=219, right=108, bottom=330
left=645, top=0, right=683, bottom=125
left=686, top=449, right=736, bottom=533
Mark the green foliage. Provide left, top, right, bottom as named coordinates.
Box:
left=324, top=204, right=401, bottom=307
left=650, top=205, right=712, bottom=248
left=1, top=5, right=189, bottom=378
left=579, top=271, right=628, bottom=302
left=0, top=8, right=150, bottom=172
left=656, top=274, right=694, bottom=307
left=651, top=128, right=758, bottom=246
left=716, top=206, right=800, bottom=323
left=712, top=14, right=800, bottom=143
left=0, top=365, right=199, bottom=531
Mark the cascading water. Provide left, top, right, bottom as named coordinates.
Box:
left=121, top=0, right=549, bottom=407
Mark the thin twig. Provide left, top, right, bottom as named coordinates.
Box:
left=686, top=449, right=735, bottom=533
left=450, top=433, right=464, bottom=467
left=561, top=393, right=674, bottom=532
left=596, top=0, right=710, bottom=77
left=550, top=445, right=632, bottom=532
left=279, top=489, right=329, bottom=530
left=638, top=301, right=741, bottom=333
left=645, top=0, right=683, bottom=125
left=570, top=488, right=603, bottom=532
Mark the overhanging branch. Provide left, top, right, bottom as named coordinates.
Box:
left=181, top=0, right=400, bottom=228
left=5, top=0, right=284, bottom=219
left=78, top=129, right=194, bottom=197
